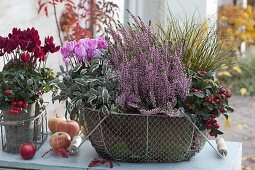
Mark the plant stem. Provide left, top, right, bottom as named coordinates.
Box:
left=53, top=1, right=63, bottom=47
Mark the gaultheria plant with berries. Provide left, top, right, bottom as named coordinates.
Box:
left=0, top=27, right=59, bottom=115
left=178, top=70, right=234, bottom=137
left=51, top=37, right=118, bottom=123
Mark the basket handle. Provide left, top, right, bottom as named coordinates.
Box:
left=179, top=108, right=227, bottom=158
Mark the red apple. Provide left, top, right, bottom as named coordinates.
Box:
left=49, top=132, right=71, bottom=149
left=56, top=120, right=80, bottom=139
left=19, top=142, right=36, bottom=160
left=48, top=115, right=66, bottom=133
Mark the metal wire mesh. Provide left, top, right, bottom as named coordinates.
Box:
left=83, top=109, right=207, bottom=163
left=0, top=106, right=48, bottom=153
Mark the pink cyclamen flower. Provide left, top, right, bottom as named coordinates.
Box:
left=97, top=37, right=108, bottom=49
left=86, top=49, right=101, bottom=60
left=74, top=44, right=87, bottom=61
left=81, top=38, right=98, bottom=49
left=66, top=41, right=76, bottom=53
left=60, top=47, right=70, bottom=63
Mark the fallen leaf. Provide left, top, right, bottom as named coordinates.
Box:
left=225, top=116, right=232, bottom=129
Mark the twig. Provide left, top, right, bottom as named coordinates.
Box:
left=53, top=0, right=63, bottom=47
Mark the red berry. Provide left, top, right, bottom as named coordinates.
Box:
left=8, top=109, right=15, bottom=115
left=220, top=108, right=227, bottom=113
left=193, top=89, right=199, bottom=93
left=206, top=124, right=213, bottom=129
left=4, top=89, right=11, bottom=95
left=225, top=89, right=232, bottom=98
left=215, top=99, right=220, bottom=104
left=220, top=94, right=225, bottom=99
left=220, top=88, right=226, bottom=94
left=18, top=101, right=24, bottom=107
left=207, top=98, right=212, bottom=103
left=206, top=118, right=212, bottom=124
left=13, top=110, right=19, bottom=115
left=198, top=71, right=207, bottom=77
left=209, top=130, right=215, bottom=137
left=213, top=123, right=220, bottom=129
left=22, top=102, right=28, bottom=108
left=12, top=101, right=18, bottom=107
left=211, top=114, right=217, bottom=119
left=16, top=107, right=22, bottom=113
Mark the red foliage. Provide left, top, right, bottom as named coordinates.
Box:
left=37, top=0, right=118, bottom=41
left=38, top=0, right=74, bottom=17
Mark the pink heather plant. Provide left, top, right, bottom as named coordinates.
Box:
left=60, top=37, right=108, bottom=66
left=108, top=14, right=191, bottom=115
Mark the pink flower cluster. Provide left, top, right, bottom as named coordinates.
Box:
left=0, top=27, right=59, bottom=63
left=60, top=37, right=108, bottom=64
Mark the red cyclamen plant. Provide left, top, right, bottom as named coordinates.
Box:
left=0, top=27, right=59, bottom=115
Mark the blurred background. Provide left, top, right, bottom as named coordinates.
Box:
left=0, top=0, right=255, bottom=169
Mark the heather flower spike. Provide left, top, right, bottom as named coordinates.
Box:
left=108, top=13, right=191, bottom=115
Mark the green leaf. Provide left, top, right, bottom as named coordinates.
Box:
left=60, top=65, right=65, bottom=73
left=87, top=95, right=97, bottom=104
left=74, top=79, right=87, bottom=86
left=80, top=69, right=87, bottom=75
left=90, top=64, right=100, bottom=73
left=57, top=82, right=67, bottom=89
left=102, top=88, right=109, bottom=104
left=50, top=78, right=60, bottom=84
left=205, top=89, right=211, bottom=96
left=76, top=99, right=83, bottom=110
left=73, top=63, right=82, bottom=72
left=193, top=92, right=205, bottom=98
left=225, top=106, right=234, bottom=112
left=205, top=72, right=214, bottom=79
left=214, top=129, right=224, bottom=135
left=89, top=88, right=97, bottom=95
left=101, top=105, right=110, bottom=116
left=27, top=79, right=33, bottom=86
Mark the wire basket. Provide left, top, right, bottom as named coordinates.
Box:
left=83, top=109, right=207, bottom=163
left=0, top=105, right=48, bottom=153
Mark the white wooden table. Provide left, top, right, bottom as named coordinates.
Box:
left=0, top=137, right=242, bottom=170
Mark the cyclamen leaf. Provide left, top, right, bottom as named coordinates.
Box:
left=88, top=95, right=97, bottom=104
left=74, top=79, right=87, bottom=86
left=60, top=65, right=65, bottom=73
left=76, top=99, right=83, bottom=110
left=102, top=88, right=109, bottom=104
left=80, top=69, right=87, bottom=75
left=73, top=63, right=82, bottom=72
left=89, top=88, right=97, bottom=95
left=101, top=105, right=110, bottom=116
left=90, top=64, right=100, bottom=73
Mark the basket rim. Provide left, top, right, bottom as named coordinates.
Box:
left=85, top=107, right=184, bottom=118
